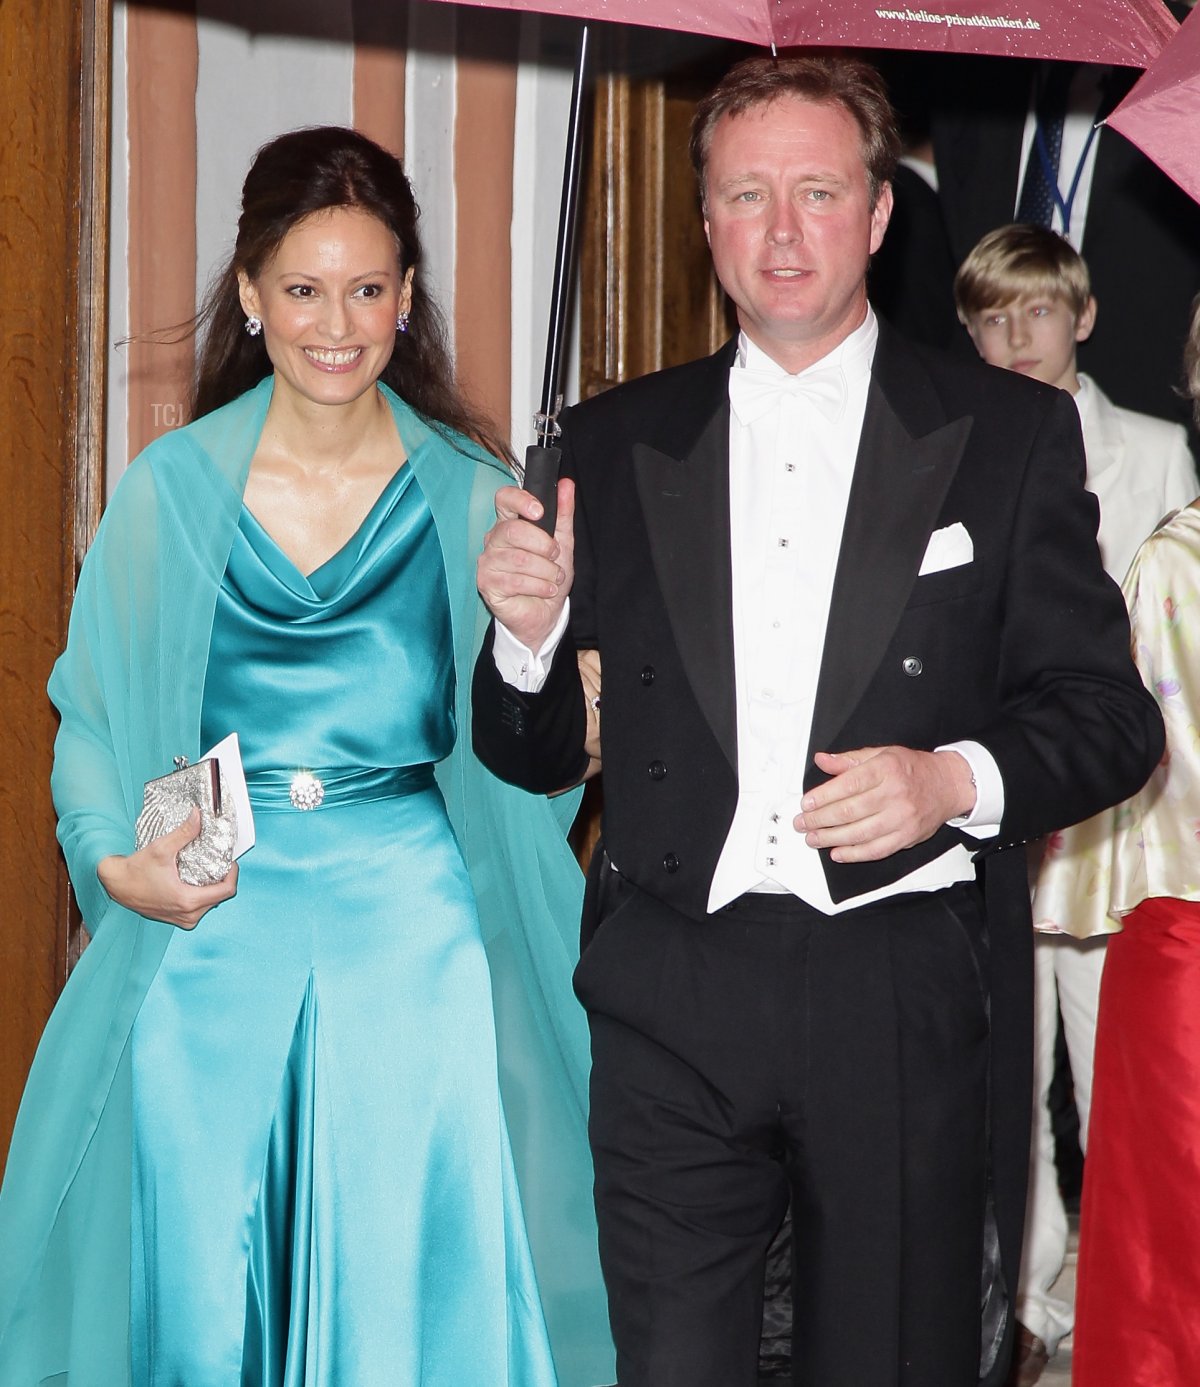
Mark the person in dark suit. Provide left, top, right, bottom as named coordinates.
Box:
left=866, top=50, right=962, bottom=353
left=472, top=54, right=1163, bottom=1387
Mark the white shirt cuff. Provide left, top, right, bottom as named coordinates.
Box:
left=937, top=740, right=1003, bottom=838
left=492, top=601, right=571, bottom=693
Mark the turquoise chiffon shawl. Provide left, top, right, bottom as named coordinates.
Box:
left=0, top=378, right=613, bottom=1386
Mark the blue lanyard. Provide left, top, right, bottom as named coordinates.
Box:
left=1033, top=118, right=1099, bottom=237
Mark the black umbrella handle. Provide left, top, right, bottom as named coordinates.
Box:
left=523, top=444, right=561, bottom=536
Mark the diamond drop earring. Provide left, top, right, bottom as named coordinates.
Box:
left=397, top=311, right=410, bottom=335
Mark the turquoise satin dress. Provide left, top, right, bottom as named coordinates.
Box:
left=127, top=458, right=558, bottom=1386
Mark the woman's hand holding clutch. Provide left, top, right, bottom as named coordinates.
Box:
left=97, top=808, right=239, bottom=929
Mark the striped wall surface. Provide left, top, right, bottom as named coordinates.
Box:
left=108, top=0, right=583, bottom=493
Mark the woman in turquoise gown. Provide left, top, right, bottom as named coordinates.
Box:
left=0, top=128, right=612, bottom=1387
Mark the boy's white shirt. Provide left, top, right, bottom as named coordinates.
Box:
left=1074, top=373, right=1198, bottom=584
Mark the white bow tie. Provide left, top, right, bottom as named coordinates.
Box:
left=728, top=363, right=847, bottom=425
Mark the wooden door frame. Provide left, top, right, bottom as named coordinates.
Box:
left=0, top=0, right=110, bottom=1163
left=579, top=30, right=736, bottom=401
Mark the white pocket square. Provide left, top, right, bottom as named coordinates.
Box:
left=918, top=521, right=973, bottom=576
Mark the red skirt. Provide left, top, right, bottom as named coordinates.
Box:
left=1074, top=896, right=1200, bottom=1386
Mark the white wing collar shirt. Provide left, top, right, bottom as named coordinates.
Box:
left=707, top=310, right=1002, bottom=914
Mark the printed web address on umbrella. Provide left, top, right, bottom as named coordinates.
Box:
left=875, top=7, right=1041, bottom=26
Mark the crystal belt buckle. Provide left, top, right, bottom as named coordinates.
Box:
left=289, top=771, right=325, bottom=811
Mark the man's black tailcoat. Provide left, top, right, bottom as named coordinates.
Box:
left=474, top=321, right=1163, bottom=1382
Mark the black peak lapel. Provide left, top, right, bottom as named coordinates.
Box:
left=808, top=343, right=972, bottom=762
left=635, top=395, right=737, bottom=771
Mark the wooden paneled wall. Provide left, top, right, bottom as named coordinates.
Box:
left=0, top=0, right=110, bottom=1162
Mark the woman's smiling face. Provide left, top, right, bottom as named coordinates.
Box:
left=238, top=206, right=412, bottom=410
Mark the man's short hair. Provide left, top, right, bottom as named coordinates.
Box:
left=689, top=54, right=900, bottom=213
left=954, top=224, right=1093, bottom=322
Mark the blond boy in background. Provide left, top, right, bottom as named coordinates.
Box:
left=955, top=223, right=1196, bottom=1386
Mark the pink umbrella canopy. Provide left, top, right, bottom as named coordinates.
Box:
left=436, top=0, right=1177, bottom=65
left=1108, top=3, right=1200, bottom=204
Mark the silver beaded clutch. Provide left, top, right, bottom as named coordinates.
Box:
left=134, top=756, right=238, bottom=886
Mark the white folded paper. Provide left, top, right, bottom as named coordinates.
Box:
left=202, top=732, right=256, bottom=859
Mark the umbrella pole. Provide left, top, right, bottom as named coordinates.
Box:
left=523, top=22, right=590, bottom=533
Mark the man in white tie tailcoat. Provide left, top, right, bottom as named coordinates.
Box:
left=472, top=54, right=1163, bottom=1387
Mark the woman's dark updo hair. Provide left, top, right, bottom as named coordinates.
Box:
left=192, top=125, right=510, bottom=462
